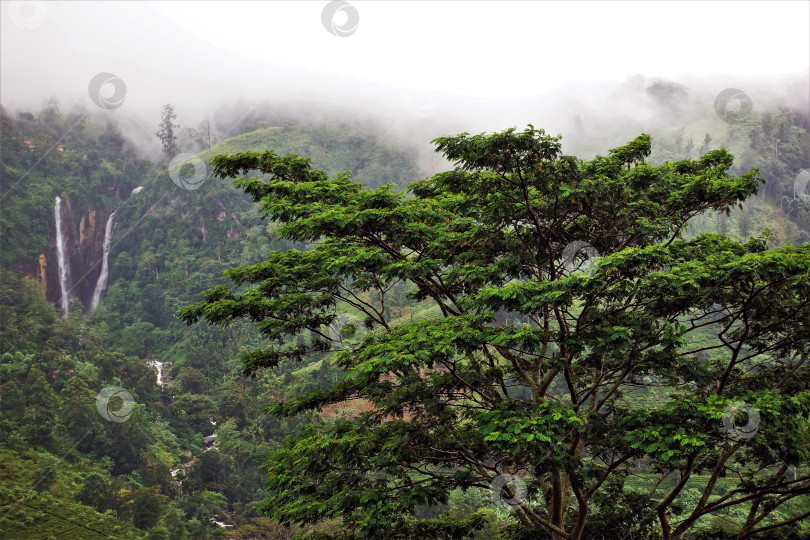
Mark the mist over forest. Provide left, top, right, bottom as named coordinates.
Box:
left=1, top=2, right=809, bottom=539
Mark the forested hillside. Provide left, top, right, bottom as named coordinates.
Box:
left=0, top=104, right=427, bottom=538
left=1, top=90, right=808, bottom=539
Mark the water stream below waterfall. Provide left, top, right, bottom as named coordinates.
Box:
left=148, top=360, right=167, bottom=385
left=170, top=429, right=220, bottom=492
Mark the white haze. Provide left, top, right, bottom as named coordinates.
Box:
left=2, top=0, right=808, bottom=166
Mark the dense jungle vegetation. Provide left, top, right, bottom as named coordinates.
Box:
left=0, top=93, right=808, bottom=539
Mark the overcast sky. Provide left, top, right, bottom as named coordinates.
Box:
left=2, top=0, right=808, bottom=131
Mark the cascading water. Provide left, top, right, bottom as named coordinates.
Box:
left=90, top=212, right=115, bottom=311
left=148, top=360, right=167, bottom=385
left=54, top=196, right=70, bottom=316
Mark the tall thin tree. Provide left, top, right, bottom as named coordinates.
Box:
left=156, top=103, right=179, bottom=160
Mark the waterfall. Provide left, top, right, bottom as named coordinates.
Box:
left=148, top=360, right=166, bottom=385
left=90, top=213, right=115, bottom=311
left=54, top=196, right=70, bottom=316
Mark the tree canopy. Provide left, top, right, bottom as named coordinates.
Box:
left=180, top=126, right=810, bottom=539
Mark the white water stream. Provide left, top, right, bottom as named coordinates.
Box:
left=148, top=360, right=167, bottom=385
left=54, top=197, right=70, bottom=316
left=90, top=212, right=115, bottom=311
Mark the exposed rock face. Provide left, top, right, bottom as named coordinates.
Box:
left=78, top=208, right=96, bottom=245
left=38, top=254, right=47, bottom=299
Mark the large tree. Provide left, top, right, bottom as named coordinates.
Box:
left=155, top=103, right=179, bottom=160
left=180, top=126, right=810, bottom=539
